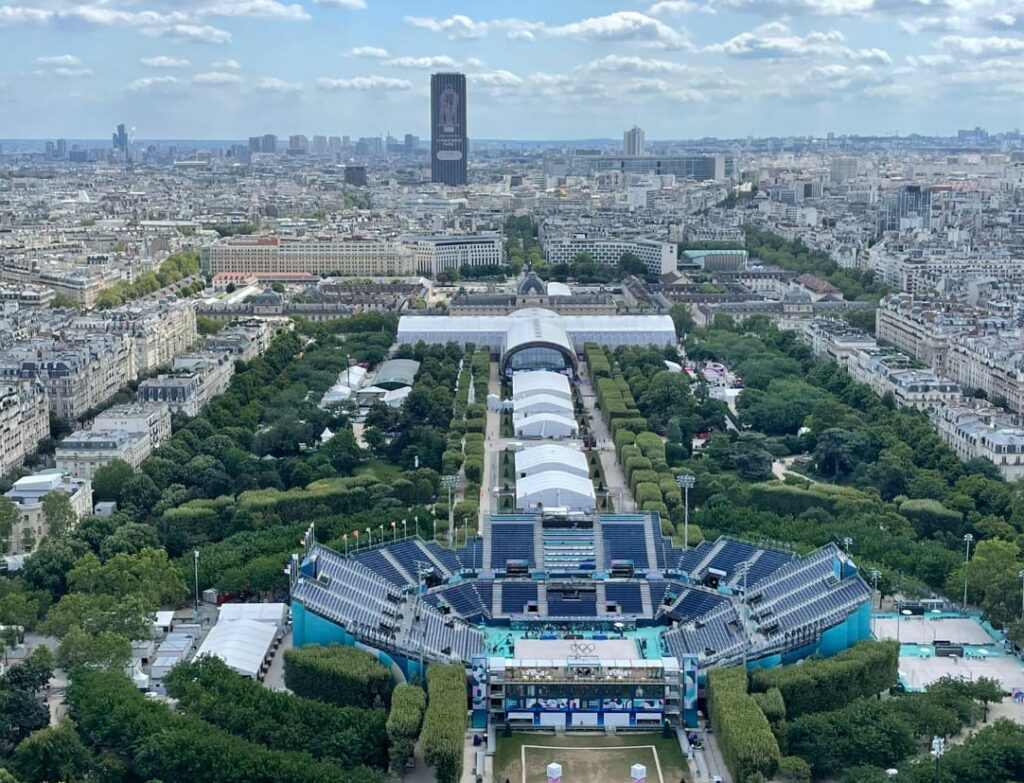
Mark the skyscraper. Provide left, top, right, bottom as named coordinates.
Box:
left=261, top=134, right=278, bottom=154
left=623, top=125, right=645, bottom=156
left=431, top=72, right=467, bottom=186
left=112, top=123, right=128, bottom=153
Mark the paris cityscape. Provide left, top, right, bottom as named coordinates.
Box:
left=1, top=2, right=1024, bottom=783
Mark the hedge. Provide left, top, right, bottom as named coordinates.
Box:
left=67, top=668, right=385, bottom=783
left=164, top=656, right=388, bottom=770
left=386, top=684, right=427, bottom=773
left=706, top=667, right=780, bottom=783
left=749, top=641, right=898, bottom=718
left=636, top=482, right=663, bottom=505
left=284, top=644, right=393, bottom=709
left=421, top=664, right=467, bottom=783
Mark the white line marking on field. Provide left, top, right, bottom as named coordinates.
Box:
left=520, top=744, right=664, bottom=783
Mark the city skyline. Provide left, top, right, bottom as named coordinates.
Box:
left=3, top=0, right=1024, bottom=139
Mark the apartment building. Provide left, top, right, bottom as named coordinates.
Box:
left=0, top=381, right=50, bottom=477
left=934, top=403, right=1024, bottom=482
left=4, top=471, right=92, bottom=556
left=402, top=233, right=504, bottom=277
left=94, top=403, right=172, bottom=448
left=201, top=236, right=416, bottom=277
left=55, top=429, right=150, bottom=479
left=945, top=335, right=1024, bottom=413
left=71, top=298, right=198, bottom=374
left=542, top=236, right=678, bottom=276
left=137, top=373, right=204, bottom=417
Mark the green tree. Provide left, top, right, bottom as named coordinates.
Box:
left=41, top=491, right=75, bottom=539
left=814, top=427, right=864, bottom=478
left=0, top=495, right=17, bottom=553
left=91, top=459, right=135, bottom=503
left=9, top=721, right=92, bottom=783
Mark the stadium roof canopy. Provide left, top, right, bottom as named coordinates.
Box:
left=374, top=359, right=420, bottom=390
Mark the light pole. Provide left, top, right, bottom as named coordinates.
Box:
left=403, top=518, right=408, bottom=540
left=346, top=353, right=351, bottom=389
left=442, top=474, right=458, bottom=548
left=193, top=549, right=200, bottom=615
left=869, top=568, right=881, bottom=610
left=963, top=533, right=974, bottom=610
left=675, top=474, right=695, bottom=551
left=391, top=521, right=397, bottom=542
left=898, top=607, right=912, bottom=643
left=1019, top=569, right=1024, bottom=622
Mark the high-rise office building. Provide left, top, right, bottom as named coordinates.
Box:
left=430, top=72, right=467, bottom=186
left=112, top=123, right=128, bottom=153
left=404, top=134, right=420, bottom=153
left=623, top=125, right=645, bottom=156
left=312, top=135, right=328, bottom=156
left=328, top=136, right=342, bottom=156
left=261, top=134, right=278, bottom=154
left=56, top=139, right=67, bottom=159
left=249, top=136, right=262, bottom=152
left=45, top=141, right=55, bottom=159
left=288, top=135, right=308, bottom=155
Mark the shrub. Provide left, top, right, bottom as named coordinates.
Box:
left=421, top=664, right=467, bottom=783
left=749, top=641, right=898, bottom=718
left=707, top=667, right=780, bottom=783
left=386, top=684, right=426, bottom=773
left=776, top=755, right=811, bottom=783
left=284, top=644, right=392, bottom=709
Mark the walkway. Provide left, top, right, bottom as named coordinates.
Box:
left=577, top=362, right=634, bottom=512
left=771, top=455, right=818, bottom=484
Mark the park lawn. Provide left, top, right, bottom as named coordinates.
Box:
left=358, top=459, right=403, bottom=482
left=494, top=732, right=687, bottom=783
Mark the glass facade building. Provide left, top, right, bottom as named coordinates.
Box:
left=431, top=72, right=467, bottom=186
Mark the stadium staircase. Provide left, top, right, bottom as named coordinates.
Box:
left=382, top=549, right=414, bottom=585
left=537, top=583, right=548, bottom=616
left=480, top=513, right=492, bottom=571
left=492, top=582, right=502, bottom=616
left=595, top=582, right=607, bottom=614
left=417, top=541, right=449, bottom=575
left=592, top=517, right=606, bottom=570
left=533, top=522, right=544, bottom=569
left=640, top=582, right=653, bottom=616
left=643, top=519, right=659, bottom=574
left=691, top=538, right=727, bottom=580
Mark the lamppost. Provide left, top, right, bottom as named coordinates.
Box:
left=391, top=521, right=397, bottom=542
left=675, top=474, right=695, bottom=551
left=193, top=550, right=200, bottom=616
left=963, top=533, right=974, bottom=610
left=402, top=518, right=408, bottom=540
left=441, top=474, right=458, bottom=548
left=898, top=607, right=912, bottom=643
left=869, top=568, right=881, bottom=610
left=1019, top=569, right=1024, bottom=622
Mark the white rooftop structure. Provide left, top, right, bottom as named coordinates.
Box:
left=218, top=602, right=288, bottom=625
left=193, top=618, right=278, bottom=679
left=515, top=444, right=590, bottom=479
left=516, top=471, right=596, bottom=512
left=513, top=393, right=574, bottom=417
left=514, top=412, right=579, bottom=439
left=512, top=370, right=572, bottom=401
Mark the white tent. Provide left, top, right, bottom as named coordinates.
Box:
left=194, top=619, right=278, bottom=679
left=515, top=444, right=589, bottom=479
left=514, top=412, right=579, bottom=439
left=513, top=393, right=574, bottom=417
left=512, top=371, right=572, bottom=402
left=516, top=471, right=596, bottom=512
left=218, top=602, right=288, bottom=626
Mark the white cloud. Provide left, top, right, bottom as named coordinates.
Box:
left=160, top=24, right=232, bottom=44
left=142, top=55, right=192, bottom=68
left=128, top=75, right=181, bottom=92
left=386, top=55, right=460, bottom=69
left=716, top=0, right=874, bottom=14
left=315, top=75, right=412, bottom=90
left=470, top=69, right=523, bottom=87
left=404, top=14, right=488, bottom=39
left=255, top=76, right=302, bottom=92
left=863, top=83, right=912, bottom=97
left=315, top=0, right=367, bottom=8
left=213, top=59, right=242, bottom=69
left=0, top=6, right=52, bottom=26
left=193, top=70, right=244, bottom=84
left=52, top=67, right=93, bottom=77
left=37, top=54, right=82, bottom=66
left=705, top=22, right=890, bottom=62
left=544, top=11, right=690, bottom=49
left=938, top=35, right=1024, bottom=56
left=647, top=0, right=702, bottom=14
left=578, top=54, right=693, bottom=74
left=198, top=1, right=310, bottom=21
left=348, top=46, right=389, bottom=58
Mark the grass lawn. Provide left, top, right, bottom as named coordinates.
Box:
left=357, top=459, right=403, bottom=481
left=494, top=732, right=688, bottom=783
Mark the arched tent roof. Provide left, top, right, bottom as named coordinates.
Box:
left=515, top=444, right=589, bottom=478
left=500, top=309, right=577, bottom=375
left=374, top=359, right=420, bottom=390
left=517, top=272, right=547, bottom=296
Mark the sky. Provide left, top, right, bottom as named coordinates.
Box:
left=1, top=0, right=1023, bottom=140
